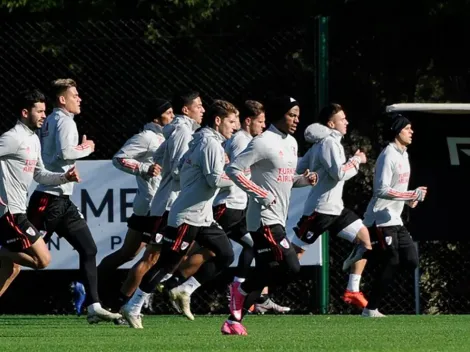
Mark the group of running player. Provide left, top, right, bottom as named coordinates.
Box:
left=0, top=78, right=427, bottom=335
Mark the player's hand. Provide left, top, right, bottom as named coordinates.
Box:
left=407, top=200, right=418, bottom=208
left=65, top=165, right=81, bottom=183
left=82, top=135, right=95, bottom=152
left=354, top=149, right=367, bottom=164
left=147, top=163, right=162, bottom=177
left=303, top=169, right=318, bottom=186
left=414, top=186, right=428, bottom=201
left=225, top=153, right=230, bottom=164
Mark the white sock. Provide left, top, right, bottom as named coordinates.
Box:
left=234, top=277, right=245, bottom=283
left=126, top=288, right=150, bottom=314
left=87, top=302, right=102, bottom=314
left=178, top=276, right=201, bottom=295
left=347, top=274, right=361, bottom=292
left=161, top=273, right=173, bottom=283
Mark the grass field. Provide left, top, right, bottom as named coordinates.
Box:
left=0, top=315, right=469, bottom=351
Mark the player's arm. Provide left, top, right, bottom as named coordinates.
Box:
left=226, top=139, right=275, bottom=206
left=153, top=139, right=167, bottom=165
left=296, top=147, right=312, bottom=174
left=34, top=149, right=69, bottom=185
left=201, top=140, right=234, bottom=188
left=319, top=138, right=360, bottom=181
left=374, top=153, right=425, bottom=201
left=292, top=170, right=318, bottom=188
left=224, top=137, right=250, bottom=179
left=112, top=134, right=156, bottom=178
left=56, top=118, right=93, bottom=160
left=168, top=129, right=192, bottom=180
left=0, top=133, right=20, bottom=157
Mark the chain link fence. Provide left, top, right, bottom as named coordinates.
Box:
left=0, top=18, right=321, bottom=315
left=0, top=18, right=468, bottom=316
left=0, top=18, right=316, bottom=156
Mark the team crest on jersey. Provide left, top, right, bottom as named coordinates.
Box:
left=385, top=236, right=392, bottom=246
left=181, top=241, right=190, bottom=251
left=279, top=150, right=284, bottom=158
left=280, top=238, right=290, bottom=249
left=154, top=233, right=163, bottom=244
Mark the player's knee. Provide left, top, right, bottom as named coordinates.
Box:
left=239, top=233, right=254, bottom=248
left=291, top=260, right=301, bottom=274
left=35, top=252, right=51, bottom=269
left=286, top=255, right=301, bottom=275
left=12, top=263, right=21, bottom=276
left=82, top=241, right=98, bottom=258
left=119, top=248, right=139, bottom=262
left=215, top=248, right=234, bottom=269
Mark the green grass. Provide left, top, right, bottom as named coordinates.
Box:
left=0, top=315, right=469, bottom=351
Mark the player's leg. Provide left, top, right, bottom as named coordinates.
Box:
left=0, top=258, right=21, bottom=296
left=0, top=212, right=51, bottom=269
left=121, top=224, right=199, bottom=328
left=396, top=226, right=418, bottom=270
left=328, top=210, right=370, bottom=308
left=342, top=225, right=372, bottom=271
left=119, top=245, right=160, bottom=298
left=0, top=237, right=50, bottom=269
left=162, top=246, right=214, bottom=293
left=228, top=221, right=291, bottom=314
left=340, top=211, right=373, bottom=273
left=60, top=223, right=121, bottom=322
left=223, top=211, right=254, bottom=285
left=223, top=225, right=300, bottom=335
left=254, top=286, right=291, bottom=314
left=98, top=217, right=147, bottom=274
left=116, top=214, right=167, bottom=309
left=364, top=225, right=418, bottom=317
left=0, top=213, right=51, bottom=296
left=57, top=201, right=121, bottom=322
left=291, top=213, right=324, bottom=259
left=362, top=226, right=400, bottom=317
left=163, top=205, right=229, bottom=291
left=169, top=223, right=234, bottom=320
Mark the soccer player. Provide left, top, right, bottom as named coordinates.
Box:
left=115, top=90, right=204, bottom=312
left=291, top=103, right=372, bottom=309
left=222, top=96, right=318, bottom=335
left=26, top=79, right=121, bottom=323
left=217, top=100, right=291, bottom=314
left=97, top=98, right=173, bottom=305
left=0, top=89, right=79, bottom=296
left=164, top=100, right=289, bottom=316
left=121, top=100, right=237, bottom=328
left=362, top=114, right=425, bottom=317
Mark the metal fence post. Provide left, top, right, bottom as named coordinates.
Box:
left=316, top=14, right=330, bottom=315
left=414, top=241, right=420, bottom=315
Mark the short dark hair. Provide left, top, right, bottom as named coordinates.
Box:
left=318, top=103, right=343, bottom=126
left=204, top=100, right=238, bottom=127
left=172, top=90, right=200, bottom=115
left=16, top=89, right=46, bottom=113
left=239, top=100, right=264, bottom=123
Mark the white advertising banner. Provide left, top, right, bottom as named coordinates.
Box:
left=27, top=160, right=322, bottom=269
